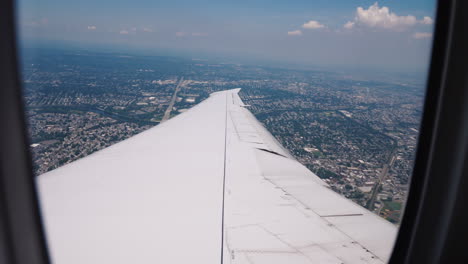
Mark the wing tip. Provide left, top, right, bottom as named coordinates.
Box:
left=210, top=88, right=241, bottom=97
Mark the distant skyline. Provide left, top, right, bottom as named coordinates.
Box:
left=18, top=0, right=436, bottom=71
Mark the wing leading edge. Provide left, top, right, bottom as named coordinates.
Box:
left=37, top=89, right=396, bottom=264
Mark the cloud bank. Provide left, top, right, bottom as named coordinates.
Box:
left=344, top=2, right=432, bottom=30
left=421, top=16, right=433, bottom=25
left=343, top=21, right=354, bottom=29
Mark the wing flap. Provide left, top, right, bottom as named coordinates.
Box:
left=223, top=90, right=396, bottom=264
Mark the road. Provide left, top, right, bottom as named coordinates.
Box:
left=161, top=77, right=184, bottom=122
left=366, top=150, right=397, bottom=211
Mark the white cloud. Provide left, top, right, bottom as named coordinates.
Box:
left=175, top=31, right=186, bottom=37
left=344, top=2, right=433, bottom=31
left=421, top=16, right=433, bottom=25
left=143, top=27, right=153, bottom=32
left=343, top=21, right=355, bottom=29
left=302, top=20, right=325, bottom=29
left=87, top=25, right=96, bottom=30
left=287, top=30, right=303, bottom=36
left=413, top=32, right=432, bottom=39
left=119, top=30, right=129, bottom=35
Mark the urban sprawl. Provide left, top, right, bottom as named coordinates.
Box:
left=22, top=49, right=425, bottom=224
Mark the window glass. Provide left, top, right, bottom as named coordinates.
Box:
left=17, top=0, right=437, bottom=263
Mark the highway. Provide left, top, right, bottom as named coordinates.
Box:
left=161, top=77, right=184, bottom=122
left=367, top=150, right=397, bottom=211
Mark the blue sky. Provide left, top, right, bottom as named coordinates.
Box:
left=17, top=0, right=437, bottom=71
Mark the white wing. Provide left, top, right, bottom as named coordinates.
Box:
left=37, top=89, right=396, bottom=264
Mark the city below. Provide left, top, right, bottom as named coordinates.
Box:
left=21, top=47, right=425, bottom=224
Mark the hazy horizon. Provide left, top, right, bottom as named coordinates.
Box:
left=18, top=0, right=436, bottom=72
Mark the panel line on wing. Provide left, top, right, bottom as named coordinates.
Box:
left=220, top=92, right=229, bottom=264
left=256, top=148, right=287, bottom=158
left=258, top=174, right=384, bottom=262
left=320, top=214, right=364, bottom=218
left=221, top=89, right=396, bottom=264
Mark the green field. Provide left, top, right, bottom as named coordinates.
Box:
left=384, top=201, right=402, bottom=211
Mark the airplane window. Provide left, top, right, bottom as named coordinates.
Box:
left=16, top=0, right=437, bottom=263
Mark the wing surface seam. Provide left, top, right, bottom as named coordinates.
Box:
left=259, top=174, right=384, bottom=262
left=220, top=92, right=228, bottom=264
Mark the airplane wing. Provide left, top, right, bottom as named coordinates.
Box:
left=36, top=89, right=397, bottom=264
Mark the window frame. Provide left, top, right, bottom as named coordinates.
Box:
left=1, top=0, right=467, bottom=263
